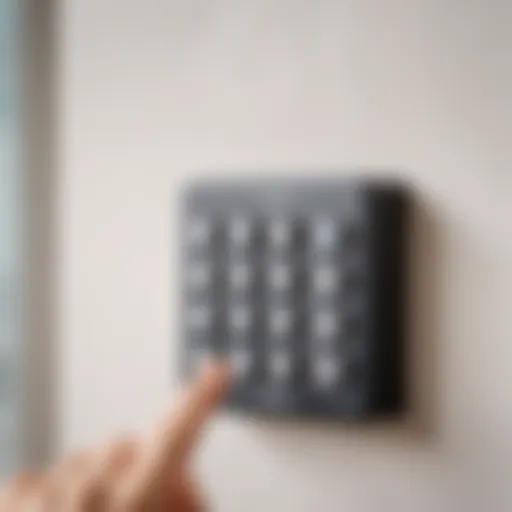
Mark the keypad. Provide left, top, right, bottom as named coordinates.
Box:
left=181, top=180, right=408, bottom=419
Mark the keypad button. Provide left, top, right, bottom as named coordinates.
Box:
left=312, top=217, right=338, bottom=250
left=230, top=348, right=252, bottom=379
left=312, top=265, right=339, bottom=294
left=268, top=309, right=293, bottom=338
left=268, top=218, right=293, bottom=248
left=187, top=263, right=212, bottom=289
left=228, top=264, right=253, bottom=290
left=312, top=311, right=338, bottom=339
left=187, top=306, right=212, bottom=332
left=312, top=356, right=341, bottom=389
left=267, top=264, right=293, bottom=292
left=269, top=351, right=292, bottom=381
left=188, top=217, right=212, bottom=246
left=228, top=216, right=253, bottom=246
left=228, top=306, right=252, bottom=334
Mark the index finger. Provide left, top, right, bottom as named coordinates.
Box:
left=133, top=362, right=230, bottom=496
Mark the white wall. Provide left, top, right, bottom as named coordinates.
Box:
left=59, top=1, right=512, bottom=511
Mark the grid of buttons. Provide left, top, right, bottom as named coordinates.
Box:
left=184, top=214, right=367, bottom=389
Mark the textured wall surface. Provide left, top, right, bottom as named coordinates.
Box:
left=59, top=1, right=512, bottom=511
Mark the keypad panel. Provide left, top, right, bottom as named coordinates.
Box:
left=181, top=180, right=408, bottom=419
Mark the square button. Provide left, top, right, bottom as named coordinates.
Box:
left=227, top=305, right=253, bottom=335
left=312, top=264, right=340, bottom=295
left=268, top=351, right=292, bottom=381
left=268, top=308, right=294, bottom=338
left=187, top=306, right=212, bottom=332
left=267, top=263, right=294, bottom=292
left=187, top=262, right=212, bottom=289
left=229, top=348, right=253, bottom=379
left=312, top=310, right=338, bottom=340
left=311, top=356, right=342, bottom=390
left=188, top=217, right=213, bottom=246
left=228, top=264, right=253, bottom=291
left=311, top=217, right=339, bottom=251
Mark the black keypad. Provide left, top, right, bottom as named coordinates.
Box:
left=181, top=179, right=408, bottom=419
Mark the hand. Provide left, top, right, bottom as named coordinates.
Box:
left=1, top=363, right=230, bottom=511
